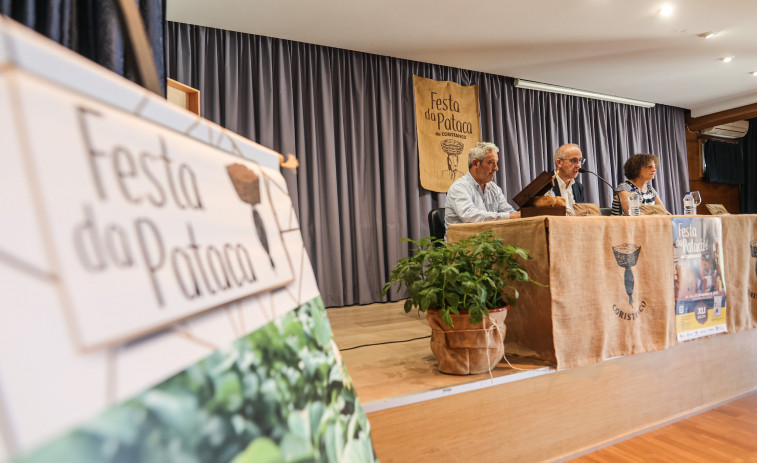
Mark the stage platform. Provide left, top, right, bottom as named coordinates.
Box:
left=328, top=301, right=757, bottom=462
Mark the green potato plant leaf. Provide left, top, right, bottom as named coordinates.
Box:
left=14, top=298, right=376, bottom=463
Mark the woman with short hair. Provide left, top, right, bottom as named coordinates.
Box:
left=611, top=154, right=669, bottom=215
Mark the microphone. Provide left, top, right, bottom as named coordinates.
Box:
left=579, top=168, right=614, bottom=192
left=579, top=168, right=618, bottom=209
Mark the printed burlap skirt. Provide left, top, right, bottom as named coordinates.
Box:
left=426, top=307, right=508, bottom=375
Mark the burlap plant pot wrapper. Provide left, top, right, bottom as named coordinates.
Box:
left=426, top=309, right=507, bottom=375
left=721, top=215, right=757, bottom=331
left=448, top=216, right=676, bottom=369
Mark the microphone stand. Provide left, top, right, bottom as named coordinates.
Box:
left=579, top=168, right=619, bottom=212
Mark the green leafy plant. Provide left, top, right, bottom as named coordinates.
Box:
left=381, top=231, right=540, bottom=328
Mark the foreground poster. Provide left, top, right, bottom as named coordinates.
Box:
left=11, top=299, right=373, bottom=463
left=0, top=17, right=375, bottom=462
left=673, top=217, right=727, bottom=341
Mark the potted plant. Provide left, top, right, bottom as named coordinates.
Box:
left=381, top=230, right=539, bottom=375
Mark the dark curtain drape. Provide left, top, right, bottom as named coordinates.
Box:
left=704, top=140, right=745, bottom=184
left=1, top=0, right=166, bottom=95
left=741, top=118, right=757, bottom=213
left=166, top=22, right=690, bottom=308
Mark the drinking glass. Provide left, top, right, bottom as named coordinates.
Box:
left=691, top=191, right=702, bottom=207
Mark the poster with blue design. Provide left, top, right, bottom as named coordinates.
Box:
left=673, top=217, right=727, bottom=341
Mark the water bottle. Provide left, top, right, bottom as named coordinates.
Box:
left=628, top=192, right=641, bottom=216
left=683, top=192, right=695, bottom=215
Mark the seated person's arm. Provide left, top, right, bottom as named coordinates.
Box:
left=496, top=195, right=520, bottom=219
left=617, top=190, right=631, bottom=215
left=447, top=187, right=515, bottom=222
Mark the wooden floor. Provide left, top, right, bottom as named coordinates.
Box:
left=328, top=301, right=757, bottom=461
left=571, top=391, right=757, bottom=462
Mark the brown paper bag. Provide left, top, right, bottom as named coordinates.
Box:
left=572, top=203, right=601, bottom=216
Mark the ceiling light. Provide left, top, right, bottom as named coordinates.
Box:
left=751, top=71, right=757, bottom=76
left=698, top=31, right=717, bottom=39
left=721, top=56, right=733, bottom=63
left=513, top=79, right=655, bottom=108
left=659, top=5, right=674, bottom=17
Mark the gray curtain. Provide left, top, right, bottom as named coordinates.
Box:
left=166, top=22, right=689, bottom=308
left=1, top=0, right=166, bottom=95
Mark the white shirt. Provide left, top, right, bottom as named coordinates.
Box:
left=554, top=170, right=576, bottom=214
left=444, top=172, right=516, bottom=228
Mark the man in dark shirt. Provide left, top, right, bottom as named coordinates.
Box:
left=551, top=143, right=585, bottom=214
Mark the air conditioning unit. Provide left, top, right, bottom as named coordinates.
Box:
left=699, top=120, right=749, bottom=139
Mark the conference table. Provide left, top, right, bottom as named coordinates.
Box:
left=446, top=214, right=757, bottom=369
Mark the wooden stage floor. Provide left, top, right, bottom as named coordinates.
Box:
left=327, top=300, right=554, bottom=412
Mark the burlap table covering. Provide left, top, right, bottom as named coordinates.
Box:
left=447, top=218, right=556, bottom=363
left=448, top=216, right=678, bottom=369
left=448, top=215, right=757, bottom=369
left=721, top=215, right=757, bottom=331
left=546, top=216, right=675, bottom=368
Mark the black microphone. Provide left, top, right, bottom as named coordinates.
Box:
left=579, top=168, right=618, bottom=210
left=579, top=167, right=614, bottom=191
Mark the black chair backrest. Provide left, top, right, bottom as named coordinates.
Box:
left=428, top=207, right=446, bottom=241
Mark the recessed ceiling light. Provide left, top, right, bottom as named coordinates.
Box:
left=721, top=56, right=734, bottom=63
left=698, top=31, right=717, bottom=39
left=751, top=71, right=757, bottom=76
left=659, top=5, right=674, bottom=17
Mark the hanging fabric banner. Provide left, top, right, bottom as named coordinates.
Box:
left=413, top=75, right=481, bottom=193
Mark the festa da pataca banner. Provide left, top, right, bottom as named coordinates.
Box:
left=413, top=75, right=481, bottom=193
